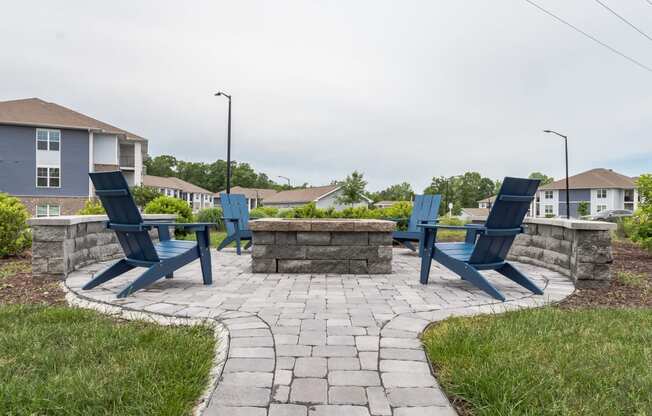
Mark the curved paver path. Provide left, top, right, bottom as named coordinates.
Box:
left=65, top=248, right=574, bottom=416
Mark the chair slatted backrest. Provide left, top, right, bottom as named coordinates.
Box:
left=220, top=193, right=250, bottom=235
left=89, top=171, right=159, bottom=263
left=468, top=177, right=539, bottom=265
left=407, top=194, right=442, bottom=232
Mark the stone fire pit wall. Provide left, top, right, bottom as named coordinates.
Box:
left=27, top=214, right=176, bottom=278
left=250, top=219, right=395, bottom=274
left=507, top=217, right=617, bottom=288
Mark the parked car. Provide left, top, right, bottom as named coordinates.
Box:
left=591, top=209, right=633, bottom=222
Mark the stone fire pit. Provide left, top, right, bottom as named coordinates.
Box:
left=250, top=218, right=395, bottom=274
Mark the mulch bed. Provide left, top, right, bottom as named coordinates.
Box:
left=0, top=253, right=65, bottom=306
left=559, top=240, right=652, bottom=309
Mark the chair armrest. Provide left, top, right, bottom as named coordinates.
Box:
left=142, top=222, right=215, bottom=231
left=418, top=224, right=486, bottom=231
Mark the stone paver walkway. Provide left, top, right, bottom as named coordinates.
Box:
left=65, top=248, right=574, bottom=416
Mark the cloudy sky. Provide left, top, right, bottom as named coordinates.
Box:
left=2, top=0, right=651, bottom=191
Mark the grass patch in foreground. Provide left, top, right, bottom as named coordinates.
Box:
left=0, top=305, right=215, bottom=416
left=423, top=307, right=652, bottom=416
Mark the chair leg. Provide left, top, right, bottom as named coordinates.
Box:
left=117, top=264, right=168, bottom=298
left=82, top=259, right=134, bottom=290
left=235, top=234, right=242, bottom=255
left=496, top=262, right=544, bottom=295
left=244, top=240, right=252, bottom=250
left=402, top=241, right=417, bottom=252
left=165, top=273, right=174, bottom=279
left=196, top=229, right=213, bottom=285
left=419, top=229, right=436, bottom=284
left=433, top=251, right=506, bottom=301
left=217, top=234, right=236, bottom=251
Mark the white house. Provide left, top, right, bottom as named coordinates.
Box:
left=143, top=175, right=214, bottom=212
left=262, top=184, right=372, bottom=210
left=214, top=186, right=279, bottom=211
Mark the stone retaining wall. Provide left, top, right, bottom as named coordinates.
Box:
left=507, top=217, right=616, bottom=288
left=27, top=214, right=176, bottom=278
left=250, top=219, right=395, bottom=274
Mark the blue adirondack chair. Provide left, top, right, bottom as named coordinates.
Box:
left=418, top=177, right=543, bottom=301
left=392, top=194, right=442, bottom=256
left=83, top=171, right=213, bottom=298
left=217, top=193, right=252, bottom=255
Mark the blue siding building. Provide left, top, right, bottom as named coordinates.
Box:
left=0, top=98, right=147, bottom=216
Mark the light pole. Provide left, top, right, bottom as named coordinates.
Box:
left=543, top=129, right=570, bottom=219
left=215, top=91, right=232, bottom=193
left=278, top=175, right=291, bottom=187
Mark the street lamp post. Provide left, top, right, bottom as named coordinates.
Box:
left=215, top=91, right=232, bottom=194
left=278, top=175, right=291, bottom=187
left=543, top=129, right=570, bottom=219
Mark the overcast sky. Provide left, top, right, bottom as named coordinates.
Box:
left=2, top=0, right=651, bottom=191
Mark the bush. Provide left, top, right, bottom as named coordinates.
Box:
left=77, top=199, right=105, bottom=215
left=624, top=174, right=652, bottom=251
left=195, top=207, right=223, bottom=229
left=250, top=206, right=279, bottom=218
left=438, top=215, right=466, bottom=226
left=144, top=196, right=193, bottom=237
left=130, top=185, right=161, bottom=208
left=577, top=201, right=590, bottom=217
left=0, top=193, right=31, bottom=257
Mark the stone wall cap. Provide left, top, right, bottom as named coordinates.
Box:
left=27, top=213, right=177, bottom=226
left=250, top=218, right=396, bottom=232
left=468, top=215, right=616, bottom=231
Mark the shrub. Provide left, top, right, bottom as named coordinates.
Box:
left=577, top=201, right=590, bottom=217
left=438, top=215, right=466, bottom=226
left=250, top=206, right=280, bottom=218
left=77, top=199, right=105, bottom=215
left=0, top=193, right=31, bottom=257
left=195, top=207, right=223, bottom=229
left=624, top=174, right=652, bottom=251
left=130, top=185, right=161, bottom=208
left=144, top=196, right=193, bottom=237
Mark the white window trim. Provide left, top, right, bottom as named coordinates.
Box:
left=36, top=165, right=61, bottom=188
left=36, top=128, right=61, bottom=152
left=36, top=204, right=61, bottom=217
left=596, top=188, right=608, bottom=199
left=544, top=204, right=554, bottom=215
left=544, top=190, right=554, bottom=200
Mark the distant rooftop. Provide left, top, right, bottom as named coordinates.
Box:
left=539, top=168, right=636, bottom=190
left=0, top=97, right=144, bottom=140
left=143, top=175, right=212, bottom=194
left=263, top=185, right=341, bottom=204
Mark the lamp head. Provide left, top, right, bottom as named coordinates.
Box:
left=543, top=130, right=552, bottom=133
left=214, top=92, right=222, bottom=96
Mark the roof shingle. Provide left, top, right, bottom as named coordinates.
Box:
left=539, top=168, right=636, bottom=190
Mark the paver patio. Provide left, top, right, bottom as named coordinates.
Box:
left=64, top=248, right=574, bottom=416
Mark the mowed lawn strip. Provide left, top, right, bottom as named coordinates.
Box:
left=0, top=305, right=215, bottom=416
left=422, top=307, right=652, bottom=416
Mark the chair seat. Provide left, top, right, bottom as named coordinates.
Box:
left=435, top=242, right=475, bottom=261
left=155, top=239, right=197, bottom=259
left=393, top=230, right=421, bottom=240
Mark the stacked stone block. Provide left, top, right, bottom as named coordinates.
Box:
left=250, top=219, right=395, bottom=274
left=507, top=218, right=615, bottom=288
left=28, top=214, right=175, bottom=278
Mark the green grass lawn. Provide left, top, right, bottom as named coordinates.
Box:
left=423, top=307, right=652, bottom=416
left=0, top=305, right=215, bottom=416
left=178, top=230, right=227, bottom=248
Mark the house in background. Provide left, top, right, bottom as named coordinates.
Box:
left=477, top=196, right=495, bottom=209
left=460, top=207, right=490, bottom=222
left=537, top=168, right=638, bottom=218
left=214, top=186, right=279, bottom=211
left=263, top=184, right=372, bottom=210
left=143, top=175, right=214, bottom=212
left=0, top=98, right=146, bottom=216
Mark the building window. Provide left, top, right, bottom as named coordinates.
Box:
left=544, top=190, right=554, bottom=200
left=36, top=129, right=60, bottom=151
left=596, top=189, right=607, bottom=199
left=596, top=204, right=607, bottom=213
left=36, top=204, right=61, bottom=217
left=36, top=167, right=60, bottom=188
left=544, top=205, right=554, bottom=215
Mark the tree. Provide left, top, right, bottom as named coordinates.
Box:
left=131, top=185, right=162, bottom=208
left=371, top=182, right=415, bottom=202
left=528, top=172, right=554, bottom=186
left=424, top=172, right=497, bottom=215
left=577, top=201, right=590, bottom=217
left=144, top=155, right=177, bottom=177
left=336, top=171, right=368, bottom=206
